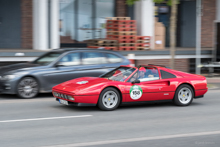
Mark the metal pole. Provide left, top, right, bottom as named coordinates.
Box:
left=196, top=0, right=201, bottom=74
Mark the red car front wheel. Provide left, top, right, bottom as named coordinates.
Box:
left=98, top=87, right=121, bottom=111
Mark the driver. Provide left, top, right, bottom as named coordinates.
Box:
left=138, top=67, right=146, bottom=79
left=113, top=70, right=127, bottom=81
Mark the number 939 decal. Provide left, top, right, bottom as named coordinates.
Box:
left=130, top=85, right=143, bottom=100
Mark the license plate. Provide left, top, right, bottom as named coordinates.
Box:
left=59, top=99, right=69, bottom=105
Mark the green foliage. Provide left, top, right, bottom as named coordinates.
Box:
left=153, top=0, right=180, bottom=6
left=153, top=0, right=165, bottom=4
left=154, top=0, right=180, bottom=6
left=126, top=0, right=140, bottom=6
left=166, top=0, right=180, bottom=6
left=126, top=0, right=179, bottom=6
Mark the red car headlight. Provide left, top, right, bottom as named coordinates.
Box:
left=67, top=95, right=75, bottom=101
left=53, top=92, right=59, bottom=97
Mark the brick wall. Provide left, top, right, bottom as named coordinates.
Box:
left=21, top=0, right=33, bottom=49
left=201, top=0, right=216, bottom=48
left=136, top=59, right=189, bottom=73
left=116, top=0, right=127, bottom=17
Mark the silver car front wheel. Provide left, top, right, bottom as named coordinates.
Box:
left=17, top=77, right=39, bottom=98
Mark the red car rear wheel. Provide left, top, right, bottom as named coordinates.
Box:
left=174, top=84, right=194, bottom=106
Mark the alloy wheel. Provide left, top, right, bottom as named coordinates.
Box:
left=17, top=77, right=39, bottom=98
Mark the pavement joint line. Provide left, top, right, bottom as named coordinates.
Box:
left=42, top=130, right=220, bottom=147
left=0, top=115, right=92, bottom=123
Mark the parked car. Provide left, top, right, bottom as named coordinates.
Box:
left=52, top=64, right=208, bottom=111
left=0, top=48, right=130, bottom=98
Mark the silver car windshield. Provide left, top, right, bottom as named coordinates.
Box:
left=33, top=52, right=62, bottom=65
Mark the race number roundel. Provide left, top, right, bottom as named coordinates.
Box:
left=130, top=85, right=143, bottom=100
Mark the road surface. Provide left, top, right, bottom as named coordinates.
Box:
left=0, top=89, right=220, bottom=147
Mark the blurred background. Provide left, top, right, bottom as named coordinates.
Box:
left=0, top=0, right=219, bottom=75
left=1, top=1, right=220, bottom=147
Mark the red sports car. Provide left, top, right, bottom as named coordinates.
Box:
left=52, top=65, right=208, bottom=111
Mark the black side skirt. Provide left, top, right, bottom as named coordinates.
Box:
left=194, top=95, right=204, bottom=99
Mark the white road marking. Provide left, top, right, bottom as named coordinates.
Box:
left=42, top=130, right=220, bottom=147
left=0, top=115, right=92, bottom=123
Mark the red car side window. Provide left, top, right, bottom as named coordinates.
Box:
left=138, top=67, right=160, bottom=82
left=160, top=70, right=176, bottom=79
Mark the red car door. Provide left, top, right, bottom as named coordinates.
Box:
left=125, top=80, right=169, bottom=102
left=124, top=67, right=160, bottom=102
left=124, top=67, right=176, bottom=102
left=157, top=69, right=179, bottom=100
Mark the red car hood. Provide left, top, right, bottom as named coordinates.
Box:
left=53, top=77, right=109, bottom=94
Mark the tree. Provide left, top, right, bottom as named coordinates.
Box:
left=126, top=0, right=179, bottom=69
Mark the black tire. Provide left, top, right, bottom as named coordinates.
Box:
left=98, top=87, right=121, bottom=111
left=17, top=77, right=39, bottom=99
left=173, top=84, right=194, bottom=106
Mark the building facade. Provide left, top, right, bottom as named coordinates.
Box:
left=0, top=0, right=217, bottom=49
left=0, top=0, right=219, bottom=73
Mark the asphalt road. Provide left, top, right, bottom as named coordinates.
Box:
left=0, top=89, right=220, bottom=147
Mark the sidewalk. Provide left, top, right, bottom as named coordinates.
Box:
left=206, top=77, right=220, bottom=84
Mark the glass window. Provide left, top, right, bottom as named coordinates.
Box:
left=59, top=52, right=81, bottom=66
left=95, top=0, right=115, bottom=39
left=59, top=0, right=76, bottom=43
left=77, top=0, right=93, bottom=41
left=160, top=70, right=176, bottom=79
left=106, top=53, right=123, bottom=63
left=127, top=72, right=138, bottom=83
left=101, top=67, right=136, bottom=82
left=59, top=0, right=115, bottom=43
left=82, top=52, right=107, bottom=65
left=138, top=67, right=160, bottom=82
left=33, top=52, right=62, bottom=66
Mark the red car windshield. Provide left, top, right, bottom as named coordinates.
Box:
left=101, top=67, right=136, bottom=82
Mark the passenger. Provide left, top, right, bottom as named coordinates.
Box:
left=151, top=68, right=158, bottom=77
left=146, top=70, right=154, bottom=78
left=145, top=68, right=156, bottom=78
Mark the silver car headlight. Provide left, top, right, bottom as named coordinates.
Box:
left=0, top=75, right=17, bottom=81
